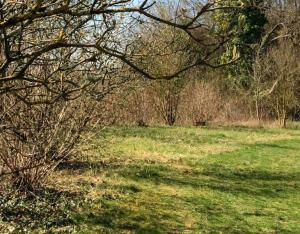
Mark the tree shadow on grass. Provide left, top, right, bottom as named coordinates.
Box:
left=243, top=142, right=299, bottom=150
left=57, top=158, right=123, bottom=172
left=119, top=162, right=300, bottom=198
left=57, top=160, right=107, bottom=171
left=78, top=204, right=184, bottom=234
left=74, top=159, right=300, bottom=233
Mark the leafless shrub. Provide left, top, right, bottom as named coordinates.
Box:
left=179, top=79, right=222, bottom=125
left=0, top=96, right=94, bottom=192
left=126, top=85, right=154, bottom=126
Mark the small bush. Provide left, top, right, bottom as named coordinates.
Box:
left=0, top=96, right=93, bottom=192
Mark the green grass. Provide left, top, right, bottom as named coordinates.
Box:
left=60, top=126, right=300, bottom=233
left=4, top=126, right=298, bottom=233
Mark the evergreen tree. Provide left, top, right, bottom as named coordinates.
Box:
left=214, top=0, right=267, bottom=89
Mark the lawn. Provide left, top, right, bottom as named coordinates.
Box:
left=2, top=126, right=300, bottom=233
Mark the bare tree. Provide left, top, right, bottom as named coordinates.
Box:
left=249, top=3, right=300, bottom=127
left=0, top=0, right=238, bottom=191
left=0, top=0, right=234, bottom=103
left=267, top=42, right=300, bottom=127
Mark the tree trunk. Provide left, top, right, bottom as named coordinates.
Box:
left=283, top=110, right=287, bottom=128
left=255, top=99, right=261, bottom=125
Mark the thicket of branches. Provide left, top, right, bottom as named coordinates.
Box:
left=0, top=0, right=233, bottom=192
left=120, top=0, right=300, bottom=127
left=0, top=0, right=299, bottom=192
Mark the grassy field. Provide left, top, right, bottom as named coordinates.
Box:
left=52, top=126, right=300, bottom=233
left=2, top=126, right=300, bottom=233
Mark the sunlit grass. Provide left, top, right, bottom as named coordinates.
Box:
left=53, top=126, right=300, bottom=233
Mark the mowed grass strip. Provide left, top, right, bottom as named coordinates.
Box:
left=56, top=126, right=300, bottom=233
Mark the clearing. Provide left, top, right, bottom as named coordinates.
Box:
left=55, top=126, right=300, bottom=233
left=3, top=126, right=300, bottom=233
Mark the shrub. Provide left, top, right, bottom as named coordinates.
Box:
left=0, top=96, right=93, bottom=192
